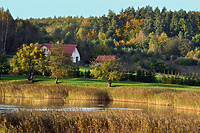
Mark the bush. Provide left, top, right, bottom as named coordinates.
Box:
left=72, top=66, right=80, bottom=78
left=85, top=70, right=91, bottom=78
left=147, top=59, right=176, bottom=73
left=176, top=58, right=198, bottom=66
left=165, top=55, right=170, bottom=61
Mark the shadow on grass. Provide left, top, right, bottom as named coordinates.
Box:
left=2, top=75, right=26, bottom=81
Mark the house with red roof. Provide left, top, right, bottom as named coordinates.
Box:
left=39, top=43, right=81, bottom=63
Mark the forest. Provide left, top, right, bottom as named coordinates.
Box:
left=1, top=6, right=200, bottom=73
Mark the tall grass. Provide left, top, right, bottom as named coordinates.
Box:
left=0, top=109, right=199, bottom=132
left=108, top=86, right=200, bottom=110
left=0, top=84, right=200, bottom=110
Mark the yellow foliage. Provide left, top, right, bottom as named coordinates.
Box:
left=158, top=32, right=168, bottom=44
left=91, top=59, right=124, bottom=87
left=98, top=32, right=106, bottom=40
left=11, top=43, right=46, bottom=82
left=121, top=40, right=126, bottom=45
left=115, top=42, right=120, bottom=47
left=186, top=48, right=200, bottom=60
left=115, top=29, right=122, bottom=38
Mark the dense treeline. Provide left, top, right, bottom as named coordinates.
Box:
left=1, top=6, right=200, bottom=71
left=0, top=7, right=40, bottom=54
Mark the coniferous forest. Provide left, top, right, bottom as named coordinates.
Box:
left=1, top=6, right=200, bottom=73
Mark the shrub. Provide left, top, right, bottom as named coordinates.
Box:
left=147, top=59, right=176, bottom=73
left=176, top=58, right=198, bottom=66
left=165, top=55, right=170, bottom=61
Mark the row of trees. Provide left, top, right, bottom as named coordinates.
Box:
left=5, top=43, right=123, bottom=87
left=162, top=72, right=200, bottom=86
left=2, top=42, right=200, bottom=87
left=1, top=6, right=200, bottom=60
left=1, top=6, right=200, bottom=79
left=11, top=43, right=72, bottom=83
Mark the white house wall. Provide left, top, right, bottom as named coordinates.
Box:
left=71, top=47, right=80, bottom=63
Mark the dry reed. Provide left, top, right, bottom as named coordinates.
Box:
left=0, top=84, right=200, bottom=110
left=0, top=109, right=199, bottom=132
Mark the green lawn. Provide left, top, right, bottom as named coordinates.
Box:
left=1, top=75, right=200, bottom=91
left=79, top=66, right=92, bottom=72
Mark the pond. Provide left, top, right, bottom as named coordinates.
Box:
left=0, top=97, right=198, bottom=114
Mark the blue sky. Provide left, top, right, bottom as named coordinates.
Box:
left=1, top=0, right=200, bottom=19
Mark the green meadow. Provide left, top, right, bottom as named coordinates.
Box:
left=1, top=75, right=200, bottom=91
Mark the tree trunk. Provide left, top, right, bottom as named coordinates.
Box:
left=28, top=75, right=33, bottom=83
left=55, top=77, right=58, bottom=84
left=108, top=82, right=112, bottom=87
left=1, top=11, right=4, bottom=50
left=4, top=16, right=8, bottom=51
left=29, top=79, right=33, bottom=83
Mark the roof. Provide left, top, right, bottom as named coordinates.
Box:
left=63, top=44, right=77, bottom=56
left=96, top=55, right=116, bottom=61
left=39, top=43, right=78, bottom=56
left=39, top=43, right=52, bottom=50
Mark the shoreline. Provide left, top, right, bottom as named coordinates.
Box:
left=0, top=83, right=200, bottom=111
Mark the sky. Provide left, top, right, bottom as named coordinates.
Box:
left=1, top=0, right=200, bottom=19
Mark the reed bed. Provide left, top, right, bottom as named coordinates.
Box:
left=108, top=86, right=200, bottom=110
left=0, top=84, right=200, bottom=110
left=0, top=109, right=200, bottom=132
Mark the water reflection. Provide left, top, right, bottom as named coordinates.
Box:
left=0, top=97, right=199, bottom=115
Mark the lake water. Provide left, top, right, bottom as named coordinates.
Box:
left=0, top=97, right=198, bottom=114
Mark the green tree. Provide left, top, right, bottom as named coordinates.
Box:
left=143, top=13, right=154, bottom=34
left=93, top=43, right=112, bottom=58
left=91, top=59, right=124, bottom=87
left=49, top=43, right=73, bottom=84
left=0, top=50, right=9, bottom=79
left=11, top=43, right=46, bottom=83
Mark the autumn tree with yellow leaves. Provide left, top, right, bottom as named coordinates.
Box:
left=11, top=43, right=46, bottom=83
left=91, top=59, right=124, bottom=87
left=49, top=43, right=73, bottom=84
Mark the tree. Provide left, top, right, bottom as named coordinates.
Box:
left=49, top=42, right=73, bottom=84
left=11, top=43, right=46, bottom=82
left=93, top=43, right=112, bottom=58
left=0, top=50, right=9, bottom=79
left=91, top=59, right=124, bottom=87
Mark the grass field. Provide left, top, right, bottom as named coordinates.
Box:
left=79, top=66, right=92, bottom=72
left=1, top=75, right=200, bottom=91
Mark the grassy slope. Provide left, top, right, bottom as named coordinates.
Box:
left=1, top=75, right=200, bottom=91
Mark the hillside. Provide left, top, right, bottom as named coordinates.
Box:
left=1, top=6, right=200, bottom=74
